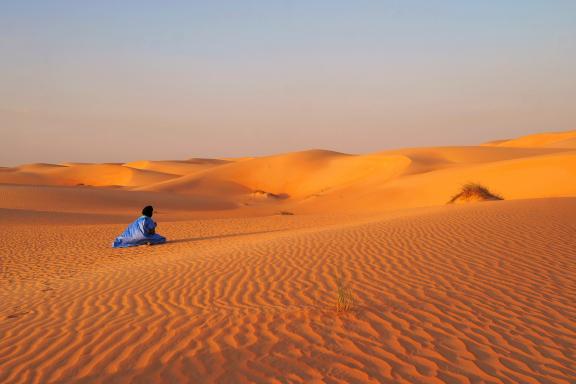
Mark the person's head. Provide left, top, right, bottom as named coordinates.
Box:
left=142, top=205, right=154, bottom=218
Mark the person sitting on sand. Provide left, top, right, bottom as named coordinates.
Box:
left=112, top=205, right=166, bottom=248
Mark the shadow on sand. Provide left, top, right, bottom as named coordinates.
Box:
left=164, top=229, right=286, bottom=245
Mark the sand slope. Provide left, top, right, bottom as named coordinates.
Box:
left=483, top=130, right=576, bottom=148
left=123, top=159, right=230, bottom=176
left=0, top=163, right=176, bottom=187
left=136, top=150, right=412, bottom=199
left=1, top=198, right=575, bottom=383
left=0, top=184, right=238, bottom=221
left=295, top=149, right=576, bottom=214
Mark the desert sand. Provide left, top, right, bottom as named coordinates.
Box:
left=1, top=130, right=575, bottom=383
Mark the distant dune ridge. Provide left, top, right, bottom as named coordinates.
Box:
left=0, top=129, right=575, bottom=383
left=482, top=129, right=576, bottom=148
left=1, top=129, right=575, bottom=217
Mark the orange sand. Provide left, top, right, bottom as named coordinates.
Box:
left=1, top=130, right=575, bottom=383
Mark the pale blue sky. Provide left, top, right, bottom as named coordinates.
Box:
left=1, top=1, right=575, bottom=165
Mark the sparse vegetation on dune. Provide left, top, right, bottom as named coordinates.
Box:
left=335, top=277, right=355, bottom=313
left=251, top=190, right=289, bottom=200
left=448, top=182, right=503, bottom=204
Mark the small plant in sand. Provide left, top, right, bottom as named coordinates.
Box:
left=448, top=182, right=503, bottom=204
left=335, top=277, right=355, bottom=313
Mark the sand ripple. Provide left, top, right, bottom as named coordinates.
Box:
left=1, top=199, right=575, bottom=383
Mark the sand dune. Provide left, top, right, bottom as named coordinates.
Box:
left=380, top=145, right=568, bottom=169
left=2, top=131, right=575, bottom=215
left=483, top=130, right=576, bottom=148
left=295, top=149, right=576, bottom=214
left=1, top=198, right=574, bottom=383
left=138, top=150, right=412, bottom=201
left=0, top=163, right=176, bottom=187
left=1, top=130, right=575, bottom=383
left=0, top=185, right=238, bottom=220
left=2, top=140, right=575, bottom=218
left=123, top=158, right=230, bottom=176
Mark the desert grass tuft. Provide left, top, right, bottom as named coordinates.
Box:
left=448, top=182, right=503, bottom=204
left=335, top=277, right=355, bottom=313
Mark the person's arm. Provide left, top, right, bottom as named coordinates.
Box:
left=144, top=218, right=156, bottom=235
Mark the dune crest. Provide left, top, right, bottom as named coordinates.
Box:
left=483, top=129, right=576, bottom=148
left=0, top=163, right=176, bottom=187
left=123, top=158, right=230, bottom=176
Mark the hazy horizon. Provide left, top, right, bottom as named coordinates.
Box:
left=2, top=1, right=575, bottom=166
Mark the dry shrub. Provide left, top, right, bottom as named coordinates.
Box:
left=448, top=183, right=503, bottom=204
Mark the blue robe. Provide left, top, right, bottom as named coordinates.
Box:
left=112, top=216, right=166, bottom=248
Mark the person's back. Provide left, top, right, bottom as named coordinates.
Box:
left=112, top=205, right=166, bottom=248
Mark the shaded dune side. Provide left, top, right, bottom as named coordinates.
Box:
left=1, top=199, right=574, bottom=383
left=123, top=159, right=230, bottom=176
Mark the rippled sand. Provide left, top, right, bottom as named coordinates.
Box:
left=1, top=199, right=575, bottom=383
